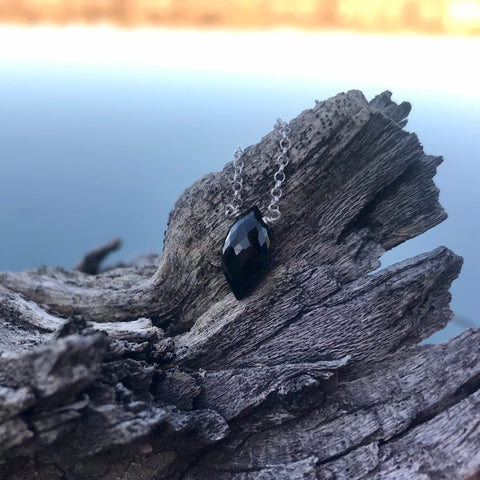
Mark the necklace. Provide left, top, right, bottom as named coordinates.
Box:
left=221, top=119, right=292, bottom=299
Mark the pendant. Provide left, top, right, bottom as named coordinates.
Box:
left=221, top=207, right=271, bottom=300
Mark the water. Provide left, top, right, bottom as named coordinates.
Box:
left=0, top=28, right=478, bottom=340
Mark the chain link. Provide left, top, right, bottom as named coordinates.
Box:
left=225, top=118, right=291, bottom=224
left=263, top=118, right=291, bottom=224
left=225, top=147, right=245, bottom=219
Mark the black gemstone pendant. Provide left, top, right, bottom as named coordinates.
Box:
left=221, top=207, right=271, bottom=300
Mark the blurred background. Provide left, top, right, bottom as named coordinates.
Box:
left=0, top=1, right=479, bottom=341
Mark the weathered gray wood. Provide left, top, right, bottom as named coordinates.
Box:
left=0, top=90, right=477, bottom=480
left=74, top=237, right=122, bottom=274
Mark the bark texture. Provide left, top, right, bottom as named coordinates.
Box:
left=0, top=90, right=477, bottom=480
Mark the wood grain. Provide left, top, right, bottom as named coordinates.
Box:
left=0, top=90, right=475, bottom=480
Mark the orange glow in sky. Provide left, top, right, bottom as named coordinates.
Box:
left=0, top=0, right=479, bottom=35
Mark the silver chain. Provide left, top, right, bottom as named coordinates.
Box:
left=224, top=147, right=244, bottom=219
left=225, top=118, right=291, bottom=224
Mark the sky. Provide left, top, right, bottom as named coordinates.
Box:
left=0, top=26, right=479, bottom=100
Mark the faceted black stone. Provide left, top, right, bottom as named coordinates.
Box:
left=221, top=206, right=271, bottom=300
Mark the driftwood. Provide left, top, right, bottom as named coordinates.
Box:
left=0, top=90, right=478, bottom=480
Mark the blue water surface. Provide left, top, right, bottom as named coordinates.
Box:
left=0, top=61, right=478, bottom=341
